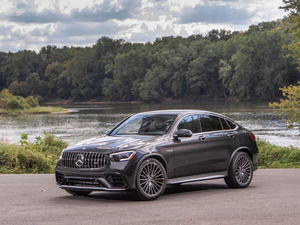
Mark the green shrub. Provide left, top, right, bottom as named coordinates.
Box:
left=0, top=132, right=68, bottom=174
left=25, top=96, right=39, bottom=108
left=257, top=139, right=300, bottom=168
left=7, top=98, right=23, bottom=109
left=0, top=89, right=39, bottom=110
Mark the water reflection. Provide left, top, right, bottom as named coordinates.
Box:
left=0, top=101, right=299, bottom=147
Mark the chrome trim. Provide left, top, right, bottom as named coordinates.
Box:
left=58, top=185, right=126, bottom=192
left=170, top=112, right=239, bottom=138
left=167, top=171, right=227, bottom=184
left=61, top=152, right=108, bottom=169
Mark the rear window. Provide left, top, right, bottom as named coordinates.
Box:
left=221, top=118, right=231, bottom=130
left=226, top=120, right=237, bottom=129
left=201, top=114, right=222, bottom=132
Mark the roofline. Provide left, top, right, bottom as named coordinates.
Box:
left=133, top=109, right=236, bottom=123
left=135, top=109, right=220, bottom=116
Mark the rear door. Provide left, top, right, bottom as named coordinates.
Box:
left=200, top=114, right=239, bottom=173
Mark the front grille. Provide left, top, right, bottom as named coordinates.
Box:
left=61, top=152, right=108, bottom=168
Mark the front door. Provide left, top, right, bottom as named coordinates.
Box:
left=173, top=114, right=209, bottom=177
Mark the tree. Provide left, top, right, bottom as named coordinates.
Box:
left=270, top=82, right=300, bottom=131
left=280, top=1, right=300, bottom=69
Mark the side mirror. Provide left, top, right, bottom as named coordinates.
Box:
left=105, top=129, right=111, bottom=135
left=174, top=129, right=193, bottom=139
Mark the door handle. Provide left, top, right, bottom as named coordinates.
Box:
left=199, top=136, right=207, bottom=141
left=227, top=133, right=234, bottom=138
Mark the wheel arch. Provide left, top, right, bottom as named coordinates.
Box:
left=130, top=153, right=167, bottom=190
left=228, top=146, right=253, bottom=170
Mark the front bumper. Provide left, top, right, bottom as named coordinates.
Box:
left=55, top=156, right=139, bottom=192
left=57, top=175, right=127, bottom=191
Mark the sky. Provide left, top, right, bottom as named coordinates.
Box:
left=0, top=0, right=289, bottom=52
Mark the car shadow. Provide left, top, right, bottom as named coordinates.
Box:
left=52, top=182, right=237, bottom=202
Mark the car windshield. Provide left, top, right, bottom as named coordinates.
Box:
left=111, top=114, right=177, bottom=136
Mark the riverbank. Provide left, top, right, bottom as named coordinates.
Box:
left=0, top=106, right=69, bottom=115
left=45, top=97, right=280, bottom=106
left=0, top=137, right=299, bottom=174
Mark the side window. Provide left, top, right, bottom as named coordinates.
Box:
left=226, top=120, right=237, bottom=129
left=201, top=114, right=222, bottom=132
left=178, top=115, right=201, bottom=133
left=221, top=118, right=231, bottom=130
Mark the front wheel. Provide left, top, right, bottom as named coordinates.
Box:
left=225, top=152, right=253, bottom=188
left=65, top=189, right=92, bottom=196
left=135, top=158, right=167, bottom=201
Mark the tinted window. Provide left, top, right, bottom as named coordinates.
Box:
left=227, top=120, right=237, bottom=129
left=178, top=115, right=201, bottom=133
left=201, top=114, right=222, bottom=132
left=221, top=118, right=231, bottom=130
left=111, top=114, right=177, bottom=135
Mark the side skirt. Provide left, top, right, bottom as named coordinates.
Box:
left=167, top=171, right=228, bottom=185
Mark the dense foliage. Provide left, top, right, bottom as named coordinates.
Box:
left=270, top=82, right=300, bottom=131
left=0, top=89, right=39, bottom=110
left=258, top=139, right=300, bottom=168
left=0, top=132, right=68, bottom=173
left=280, top=1, right=300, bottom=69
left=0, top=18, right=299, bottom=102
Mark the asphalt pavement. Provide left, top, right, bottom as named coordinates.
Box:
left=0, top=169, right=299, bottom=225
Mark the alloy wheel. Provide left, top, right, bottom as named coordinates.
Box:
left=138, top=161, right=165, bottom=197
left=235, top=155, right=252, bottom=185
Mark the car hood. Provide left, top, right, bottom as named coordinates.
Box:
left=65, top=135, right=164, bottom=152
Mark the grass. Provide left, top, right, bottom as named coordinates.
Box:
left=0, top=106, right=67, bottom=114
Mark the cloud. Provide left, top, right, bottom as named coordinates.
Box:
left=177, top=3, right=257, bottom=24
left=52, top=22, right=130, bottom=38
left=70, top=0, right=141, bottom=22
left=0, top=0, right=290, bottom=52
left=4, top=0, right=142, bottom=24
left=6, top=10, right=69, bottom=23
left=205, top=0, right=238, bottom=2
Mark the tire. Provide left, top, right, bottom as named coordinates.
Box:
left=135, top=158, right=167, bottom=201
left=225, top=152, right=253, bottom=188
left=65, top=189, right=92, bottom=196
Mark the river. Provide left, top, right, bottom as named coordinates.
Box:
left=0, top=100, right=299, bottom=147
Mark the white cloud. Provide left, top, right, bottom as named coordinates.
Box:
left=0, top=0, right=289, bottom=52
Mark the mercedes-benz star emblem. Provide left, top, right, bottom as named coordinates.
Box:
left=75, top=154, right=84, bottom=167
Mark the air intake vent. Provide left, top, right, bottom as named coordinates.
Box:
left=61, top=152, right=108, bottom=169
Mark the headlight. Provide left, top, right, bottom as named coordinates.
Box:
left=109, top=151, right=136, bottom=162
left=59, top=150, right=64, bottom=160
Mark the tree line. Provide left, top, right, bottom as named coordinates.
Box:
left=0, top=18, right=299, bottom=103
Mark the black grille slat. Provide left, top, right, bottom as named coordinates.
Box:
left=106, top=175, right=126, bottom=188
left=55, top=171, right=64, bottom=185
left=61, top=152, right=107, bottom=169
left=65, top=178, right=104, bottom=187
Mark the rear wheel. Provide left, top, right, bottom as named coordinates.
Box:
left=225, top=152, right=253, bottom=188
left=65, top=189, right=92, bottom=196
left=135, top=158, right=167, bottom=201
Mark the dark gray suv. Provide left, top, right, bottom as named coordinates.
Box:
left=55, top=110, right=258, bottom=200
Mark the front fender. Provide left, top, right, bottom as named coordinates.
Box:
left=127, top=153, right=167, bottom=190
